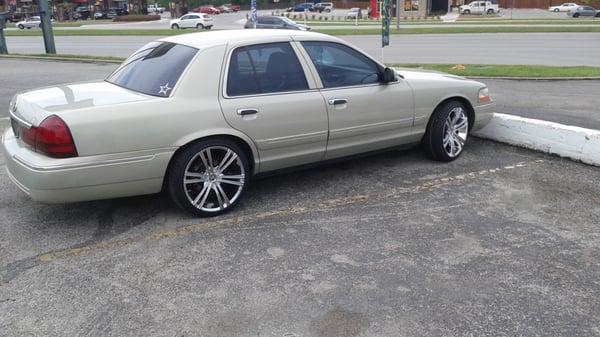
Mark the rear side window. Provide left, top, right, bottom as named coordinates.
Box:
left=226, top=42, right=309, bottom=96
left=106, top=42, right=197, bottom=97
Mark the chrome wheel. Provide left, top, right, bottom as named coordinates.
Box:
left=443, top=107, right=468, bottom=158
left=183, top=146, right=245, bottom=213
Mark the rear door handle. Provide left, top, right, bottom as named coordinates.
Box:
left=328, top=99, right=348, bottom=106
left=237, top=108, right=259, bottom=116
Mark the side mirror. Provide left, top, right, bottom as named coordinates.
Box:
left=381, top=67, right=398, bottom=83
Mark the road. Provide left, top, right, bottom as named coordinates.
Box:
left=1, top=59, right=599, bottom=130
left=5, top=32, right=600, bottom=66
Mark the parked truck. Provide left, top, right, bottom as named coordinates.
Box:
left=460, top=1, right=500, bottom=15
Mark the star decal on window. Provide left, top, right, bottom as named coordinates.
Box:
left=158, top=83, right=172, bottom=96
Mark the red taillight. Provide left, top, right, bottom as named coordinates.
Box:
left=20, top=115, right=78, bottom=158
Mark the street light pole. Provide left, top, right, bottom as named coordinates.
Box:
left=38, top=0, right=56, bottom=54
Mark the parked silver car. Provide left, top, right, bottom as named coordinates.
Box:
left=3, top=30, right=494, bottom=216
left=244, top=16, right=310, bottom=30
left=15, top=16, right=42, bottom=29
left=568, top=5, right=600, bottom=17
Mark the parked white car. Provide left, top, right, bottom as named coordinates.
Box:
left=548, top=3, right=579, bottom=12
left=346, top=7, right=363, bottom=19
left=459, top=1, right=499, bottom=15
left=170, top=13, right=214, bottom=29
left=15, top=16, right=42, bottom=29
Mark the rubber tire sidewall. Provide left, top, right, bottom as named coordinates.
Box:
left=167, top=138, right=250, bottom=217
left=171, top=24, right=179, bottom=29
left=197, top=23, right=204, bottom=29
left=423, top=100, right=469, bottom=162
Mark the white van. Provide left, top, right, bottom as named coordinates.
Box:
left=460, top=1, right=500, bottom=15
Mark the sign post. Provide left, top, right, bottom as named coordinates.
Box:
left=250, top=0, right=257, bottom=29
left=0, top=11, right=8, bottom=54
left=38, top=0, right=56, bottom=54
left=382, top=0, right=390, bottom=48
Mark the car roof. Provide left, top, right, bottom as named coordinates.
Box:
left=160, top=29, right=341, bottom=50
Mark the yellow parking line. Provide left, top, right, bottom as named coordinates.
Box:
left=37, top=159, right=544, bottom=263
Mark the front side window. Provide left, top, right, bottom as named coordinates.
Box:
left=302, top=41, right=382, bottom=88
left=227, top=42, right=309, bottom=96
left=106, top=42, right=197, bottom=97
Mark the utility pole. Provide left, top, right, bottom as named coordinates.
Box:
left=38, top=0, right=56, bottom=54
left=396, top=0, right=400, bottom=29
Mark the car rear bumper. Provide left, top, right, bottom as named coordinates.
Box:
left=2, top=127, right=174, bottom=203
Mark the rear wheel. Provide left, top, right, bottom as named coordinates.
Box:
left=423, top=101, right=470, bottom=162
left=18, top=24, right=24, bottom=29
left=573, top=13, right=580, bottom=17
left=554, top=8, right=559, bottom=12
left=487, top=8, right=493, bottom=14
left=196, top=23, right=204, bottom=29
left=171, top=23, right=179, bottom=29
left=167, top=138, right=250, bottom=217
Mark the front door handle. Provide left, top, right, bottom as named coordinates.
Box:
left=237, top=108, right=259, bottom=116
left=328, top=99, right=348, bottom=106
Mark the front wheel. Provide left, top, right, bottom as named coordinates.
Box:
left=554, top=8, right=559, bottom=12
left=463, top=9, right=470, bottom=14
left=18, top=24, right=24, bottom=29
left=573, top=13, right=580, bottom=18
left=487, top=9, right=493, bottom=14
left=171, top=23, right=179, bottom=29
left=167, top=138, right=250, bottom=217
left=422, top=101, right=470, bottom=162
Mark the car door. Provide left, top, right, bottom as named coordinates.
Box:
left=219, top=41, right=328, bottom=172
left=298, top=41, right=415, bottom=160
left=179, top=14, right=191, bottom=28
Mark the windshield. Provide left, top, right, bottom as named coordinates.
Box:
left=281, top=17, right=296, bottom=25
left=106, top=42, right=198, bottom=97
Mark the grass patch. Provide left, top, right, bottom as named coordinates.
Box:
left=390, top=64, right=600, bottom=78
left=0, top=53, right=124, bottom=63
left=5, top=25, right=600, bottom=37
left=52, top=20, right=117, bottom=27
left=314, top=25, right=600, bottom=35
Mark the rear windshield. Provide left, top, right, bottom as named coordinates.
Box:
left=106, top=42, right=197, bottom=97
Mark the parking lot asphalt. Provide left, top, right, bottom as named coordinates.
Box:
left=1, top=59, right=599, bottom=130
left=1, top=128, right=599, bottom=336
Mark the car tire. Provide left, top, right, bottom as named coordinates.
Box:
left=206, top=25, right=212, bottom=30
left=196, top=23, right=204, bottom=29
left=554, top=8, right=559, bottom=12
left=171, top=23, right=179, bottom=29
left=18, top=24, right=24, bottom=29
left=463, top=9, right=470, bottom=14
left=487, top=9, right=493, bottom=14
left=573, top=13, right=580, bottom=18
left=422, top=100, right=470, bottom=162
left=167, top=138, right=250, bottom=217
left=596, top=12, right=600, bottom=17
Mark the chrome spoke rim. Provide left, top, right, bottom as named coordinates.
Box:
left=443, top=107, right=468, bottom=158
left=183, top=146, right=245, bottom=212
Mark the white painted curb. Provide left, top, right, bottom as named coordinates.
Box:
left=0, top=117, right=9, bottom=131
left=473, top=113, right=600, bottom=167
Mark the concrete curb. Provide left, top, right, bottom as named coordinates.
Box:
left=0, top=117, right=9, bottom=131
left=467, top=76, right=600, bottom=81
left=0, top=55, right=123, bottom=64
left=473, top=113, right=600, bottom=167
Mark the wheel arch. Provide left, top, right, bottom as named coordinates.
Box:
left=162, top=132, right=259, bottom=191
left=425, top=96, right=476, bottom=134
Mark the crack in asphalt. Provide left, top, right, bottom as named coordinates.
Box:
left=0, top=159, right=545, bottom=284
left=0, top=198, right=168, bottom=284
